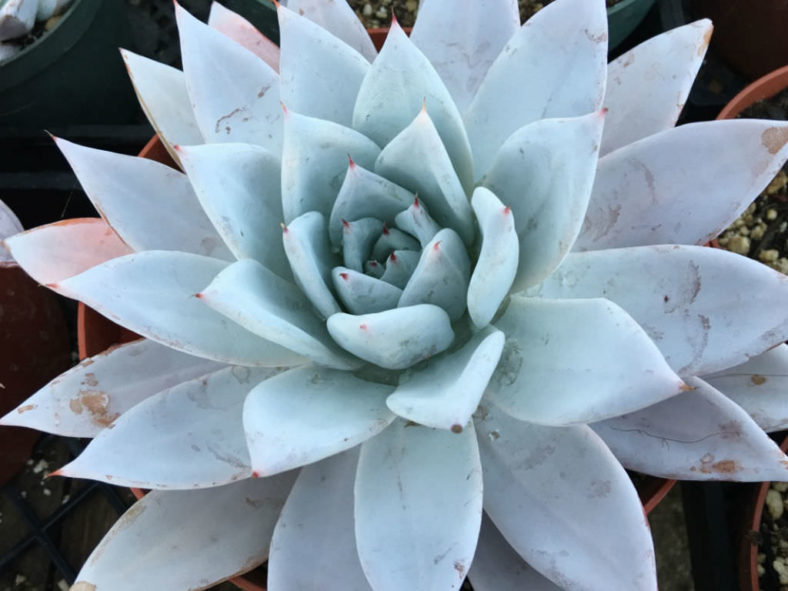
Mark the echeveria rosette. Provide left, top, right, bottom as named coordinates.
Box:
left=3, top=0, right=788, bottom=589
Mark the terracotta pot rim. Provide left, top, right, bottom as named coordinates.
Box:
left=717, top=64, right=788, bottom=120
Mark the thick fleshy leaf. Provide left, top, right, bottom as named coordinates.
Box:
left=284, top=0, right=376, bottom=62
left=526, top=245, right=788, bottom=376
left=0, top=199, right=22, bottom=263
left=56, top=366, right=284, bottom=488
left=243, top=366, right=395, bottom=476
left=387, top=328, right=504, bottom=431
left=120, top=49, right=203, bottom=161
left=576, top=120, right=788, bottom=250
left=332, top=267, right=403, bottom=314
left=398, top=228, right=471, bottom=320
left=370, top=227, right=420, bottom=261
left=327, top=304, right=455, bottom=369
left=268, top=449, right=372, bottom=591
left=601, top=20, right=712, bottom=155
left=199, top=259, right=358, bottom=369
left=484, top=112, right=605, bottom=291
left=465, top=0, right=607, bottom=178
left=354, top=21, right=474, bottom=192
left=467, top=187, right=518, bottom=328
left=0, top=339, right=222, bottom=438
left=379, top=249, right=420, bottom=289
left=490, top=297, right=686, bottom=425
left=704, top=345, right=788, bottom=432
left=57, top=251, right=306, bottom=367
left=208, top=1, right=280, bottom=70
left=72, top=472, right=297, bottom=591
left=329, top=162, right=413, bottom=246
left=55, top=139, right=231, bottom=259
left=376, top=108, right=474, bottom=244
left=469, top=515, right=562, bottom=591
left=282, top=211, right=341, bottom=319
left=278, top=5, right=369, bottom=126
left=394, top=198, right=441, bottom=247
left=410, top=0, right=519, bottom=111
left=176, top=3, right=283, bottom=149
left=282, top=110, right=380, bottom=222
left=475, top=403, right=656, bottom=590
left=355, top=420, right=482, bottom=591
left=342, top=217, right=384, bottom=272
left=593, top=377, right=788, bottom=481
left=176, top=142, right=290, bottom=277
left=6, top=218, right=131, bottom=292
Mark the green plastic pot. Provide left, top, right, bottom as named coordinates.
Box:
left=608, top=0, right=657, bottom=50
left=0, top=0, right=137, bottom=127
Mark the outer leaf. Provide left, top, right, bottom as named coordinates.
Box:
left=593, top=377, right=788, bottom=481
left=355, top=420, right=483, bottom=591
left=200, top=259, right=358, bottom=369
left=176, top=3, right=283, bottom=149
left=282, top=110, right=380, bottom=222
left=704, top=345, right=788, bottom=432
left=208, top=1, right=280, bottom=71
left=327, top=304, right=455, bottom=370
left=354, top=21, right=474, bottom=192
left=282, top=211, right=342, bottom=319
left=268, top=449, right=372, bottom=591
left=484, top=112, right=604, bottom=291
left=410, top=0, right=519, bottom=111
left=0, top=339, right=222, bottom=437
left=176, top=142, right=290, bottom=278
left=527, top=245, right=788, bottom=376
left=5, top=218, right=132, bottom=292
left=376, top=108, right=474, bottom=245
left=475, top=402, right=657, bottom=590
left=57, top=251, right=306, bottom=367
left=490, top=297, right=686, bottom=425
left=465, top=0, right=607, bottom=178
left=468, top=514, right=562, bottom=591
left=0, top=199, right=22, bottom=263
left=386, top=328, right=504, bottom=431
left=328, top=161, right=414, bottom=246
left=55, top=139, right=231, bottom=259
left=72, top=472, right=297, bottom=591
left=332, top=266, right=403, bottom=314
left=243, top=366, right=395, bottom=476
left=467, top=187, right=518, bottom=328
left=278, top=5, right=369, bottom=126
left=398, top=228, right=471, bottom=321
left=601, top=19, right=712, bottom=155
left=120, top=50, right=203, bottom=162
left=576, top=120, right=788, bottom=250
left=285, top=0, right=376, bottom=62
left=56, top=366, right=285, bottom=489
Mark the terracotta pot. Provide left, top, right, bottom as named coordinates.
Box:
left=692, top=0, right=788, bottom=81
left=717, top=65, right=788, bottom=121
left=739, top=436, right=788, bottom=591
left=0, top=263, right=70, bottom=485
left=715, top=66, right=788, bottom=591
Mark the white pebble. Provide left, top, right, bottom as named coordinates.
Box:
left=727, top=235, right=751, bottom=255
left=767, top=209, right=778, bottom=221
left=362, top=3, right=372, bottom=16
left=774, top=482, right=788, bottom=493
left=759, top=249, right=779, bottom=264
left=767, top=488, right=784, bottom=519
left=32, top=459, right=49, bottom=474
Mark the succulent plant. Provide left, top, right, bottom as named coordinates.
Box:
left=3, top=0, right=788, bottom=589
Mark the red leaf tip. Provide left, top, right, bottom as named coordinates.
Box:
left=382, top=223, right=389, bottom=235
left=433, top=240, right=442, bottom=251
left=194, top=292, right=204, bottom=299
left=280, top=222, right=288, bottom=233
left=359, top=323, right=368, bottom=331
left=339, top=272, right=349, bottom=280
left=503, top=206, right=511, bottom=215
left=450, top=424, right=463, bottom=434
left=413, top=196, right=420, bottom=208
left=389, top=253, right=397, bottom=262
left=342, top=219, right=351, bottom=230
left=347, top=154, right=356, bottom=168
left=252, top=470, right=260, bottom=478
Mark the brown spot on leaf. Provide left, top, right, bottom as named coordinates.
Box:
left=454, top=561, right=465, bottom=576
left=16, top=404, right=36, bottom=414
left=77, top=391, right=119, bottom=427
left=71, top=583, right=97, bottom=591
left=83, top=372, right=99, bottom=387
left=69, top=398, right=83, bottom=414
left=751, top=374, right=767, bottom=385
left=762, top=127, right=788, bottom=155
left=699, top=26, right=713, bottom=56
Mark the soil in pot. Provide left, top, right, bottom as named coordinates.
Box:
left=347, top=0, right=626, bottom=30
left=716, top=88, right=788, bottom=274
